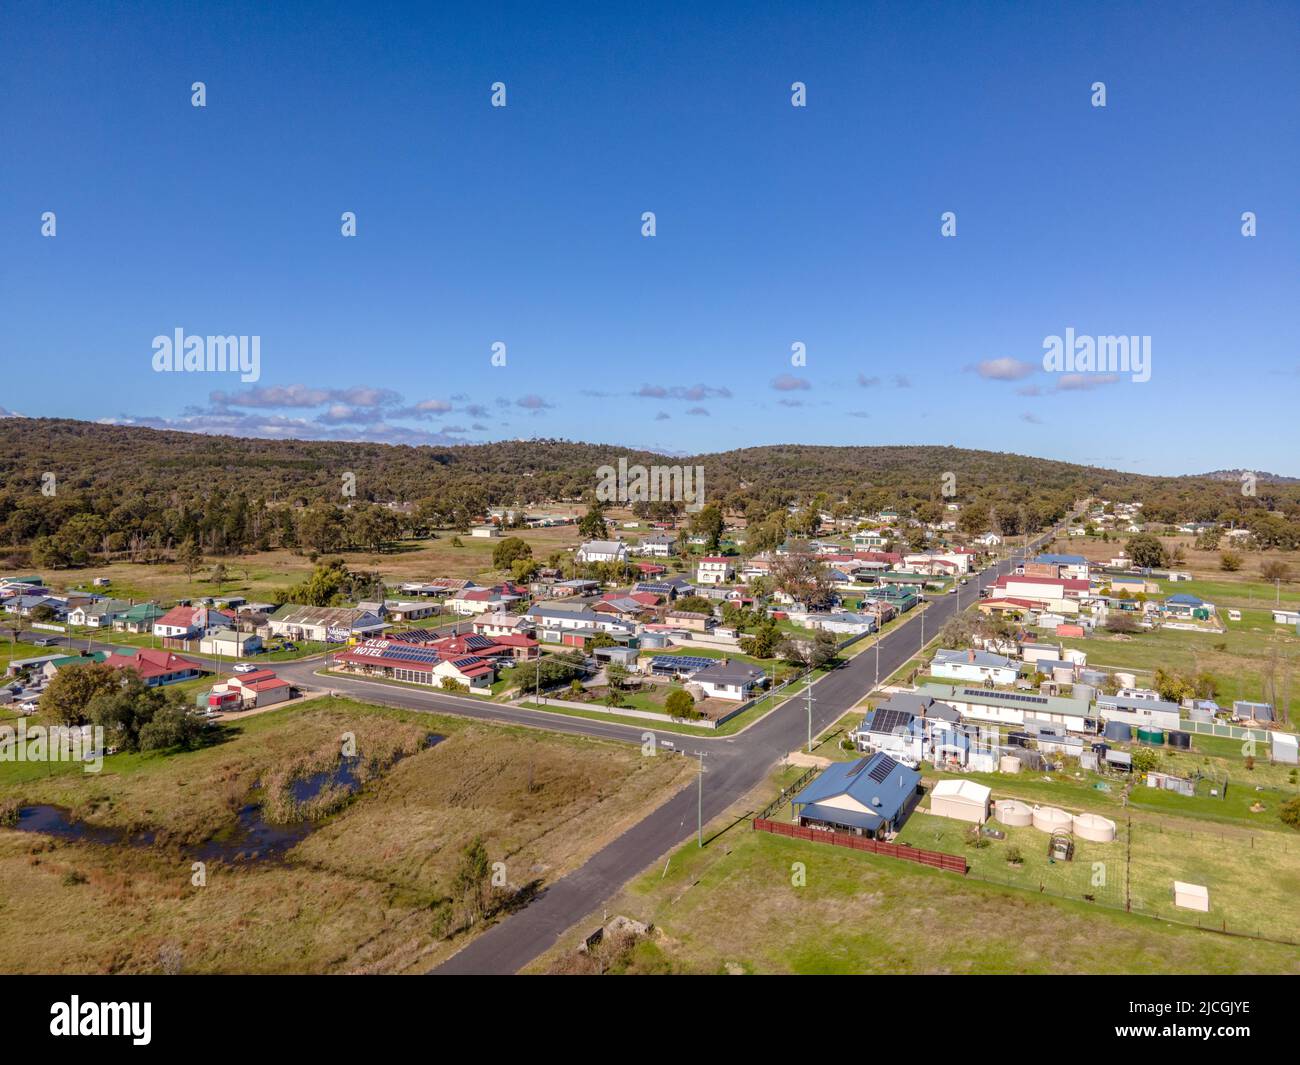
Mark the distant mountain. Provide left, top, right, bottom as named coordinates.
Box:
left=1196, top=469, right=1300, bottom=485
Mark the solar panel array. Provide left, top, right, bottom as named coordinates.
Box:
left=867, top=754, right=901, bottom=783
left=357, top=643, right=441, bottom=665
left=390, top=628, right=440, bottom=643
left=649, top=655, right=715, bottom=674
left=960, top=687, right=1049, bottom=705
left=868, top=707, right=914, bottom=736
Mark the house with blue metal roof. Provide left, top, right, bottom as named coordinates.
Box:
left=1162, top=592, right=1215, bottom=619
left=790, top=752, right=921, bottom=838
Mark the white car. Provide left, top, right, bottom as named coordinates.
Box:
left=233, top=663, right=258, bottom=674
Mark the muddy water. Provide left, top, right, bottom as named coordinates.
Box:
left=6, top=734, right=443, bottom=863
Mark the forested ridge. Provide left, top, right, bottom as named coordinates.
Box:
left=0, top=418, right=1297, bottom=566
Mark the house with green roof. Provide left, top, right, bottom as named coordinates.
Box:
left=41, top=651, right=108, bottom=680
left=111, top=603, right=165, bottom=633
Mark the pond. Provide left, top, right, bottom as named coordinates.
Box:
left=6, top=733, right=444, bottom=864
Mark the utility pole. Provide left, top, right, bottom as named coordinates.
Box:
left=696, top=750, right=705, bottom=847
left=800, top=681, right=811, bottom=754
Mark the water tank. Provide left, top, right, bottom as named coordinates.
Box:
left=1167, top=730, right=1191, bottom=749
left=999, top=755, right=1022, bottom=774
left=1032, top=805, right=1074, bottom=834
left=1115, top=672, right=1137, bottom=688
left=1137, top=727, right=1165, bottom=746
left=1073, top=812, right=1117, bottom=842
left=1103, top=721, right=1133, bottom=742
left=995, top=799, right=1033, bottom=827
left=1073, top=683, right=1096, bottom=704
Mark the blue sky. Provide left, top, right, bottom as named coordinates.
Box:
left=2, top=0, right=1297, bottom=474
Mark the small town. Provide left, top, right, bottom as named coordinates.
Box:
left=1, top=0, right=1293, bottom=1038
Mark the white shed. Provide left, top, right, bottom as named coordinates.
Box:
left=1271, top=731, right=1299, bottom=766
left=1173, top=880, right=1210, bottom=913
left=929, top=778, right=991, bottom=824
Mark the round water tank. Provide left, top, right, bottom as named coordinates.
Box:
left=999, top=755, right=1021, bottom=774
left=995, top=799, right=1033, bottom=827
left=1137, top=727, right=1165, bottom=746
left=1032, top=805, right=1074, bottom=834
left=1167, top=730, right=1191, bottom=749
left=1103, top=721, right=1133, bottom=742
left=1072, top=812, right=1117, bottom=843
left=1115, top=672, right=1137, bottom=688
left=1073, top=684, right=1096, bottom=704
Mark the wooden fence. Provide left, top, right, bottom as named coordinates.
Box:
left=753, top=818, right=967, bottom=874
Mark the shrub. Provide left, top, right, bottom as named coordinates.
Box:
left=1280, top=797, right=1300, bottom=830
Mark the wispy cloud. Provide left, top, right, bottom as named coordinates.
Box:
left=856, top=374, right=881, bottom=388
left=771, top=374, right=810, bottom=392
left=1055, top=373, right=1120, bottom=391
left=634, top=383, right=732, bottom=401
left=970, top=357, right=1037, bottom=381
left=1020, top=412, right=1043, bottom=424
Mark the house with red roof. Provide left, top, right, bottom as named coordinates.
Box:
left=107, top=647, right=206, bottom=687
left=153, top=604, right=235, bottom=645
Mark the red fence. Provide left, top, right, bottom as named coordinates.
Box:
left=753, top=818, right=967, bottom=874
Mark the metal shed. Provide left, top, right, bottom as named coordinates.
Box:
left=929, top=778, right=991, bottom=824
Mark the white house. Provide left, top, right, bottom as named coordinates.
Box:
left=695, top=557, right=735, bottom=585
left=931, top=648, right=1019, bottom=686
left=576, top=540, right=628, bottom=564
left=689, top=661, right=766, bottom=702
left=974, top=532, right=1003, bottom=548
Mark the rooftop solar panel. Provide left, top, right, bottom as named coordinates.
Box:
left=649, top=655, right=715, bottom=673
left=960, top=687, right=1048, bottom=705
left=867, top=754, right=900, bottom=783
left=868, top=708, right=914, bottom=735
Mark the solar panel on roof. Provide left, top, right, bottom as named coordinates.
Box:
left=868, top=708, right=914, bottom=736
left=649, top=655, right=715, bottom=673
left=960, top=687, right=1048, bottom=705
left=867, top=754, right=900, bottom=783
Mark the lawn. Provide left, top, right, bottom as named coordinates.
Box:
left=1057, top=619, right=1299, bottom=719
left=527, top=766, right=1300, bottom=974
left=0, top=696, right=693, bottom=973
left=2, top=524, right=586, bottom=605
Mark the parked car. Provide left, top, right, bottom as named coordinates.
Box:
left=233, top=663, right=257, bottom=674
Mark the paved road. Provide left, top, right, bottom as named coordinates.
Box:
left=14, top=539, right=1043, bottom=973
left=429, top=540, right=1045, bottom=973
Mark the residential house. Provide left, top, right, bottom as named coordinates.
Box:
left=153, top=605, right=236, bottom=646
left=471, top=612, right=536, bottom=638
left=1025, top=553, right=1090, bottom=580
left=198, top=628, right=264, bottom=658
left=636, top=534, right=677, bottom=558
left=931, top=648, right=1019, bottom=686
left=694, top=556, right=735, bottom=585
left=576, top=540, right=628, bottom=565
left=67, top=599, right=132, bottom=628
left=1163, top=593, right=1215, bottom=620
left=106, top=648, right=205, bottom=687
left=41, top=651, right=108, bottom=680
left=790, top=753, right=922, bottom=838
left=689, top=661, right=767, bottom=702
left=267, top=605, right=387, bottom=643
left=916, top=682, right=1092, bottom=733
left=112, top=603, right=165, bottom=634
